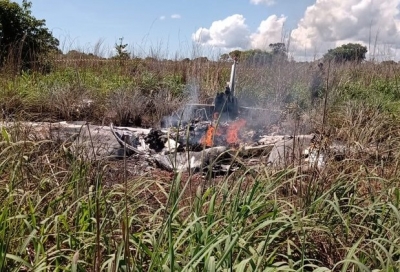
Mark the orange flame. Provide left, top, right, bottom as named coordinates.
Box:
left=226, top=119, right=246, bottom=145
left=200, top=125, right=216, bottom=147
left=200, top=119, right=246, bottom=147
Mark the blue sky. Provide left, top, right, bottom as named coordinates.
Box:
left=17, top=0, right=400, bottom=60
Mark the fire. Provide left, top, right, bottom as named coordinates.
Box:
left=200, top=118, right=247, bottom=147
left=200, top=125, right=217, bottom=147
left=226, top=119, right=246, bottom=145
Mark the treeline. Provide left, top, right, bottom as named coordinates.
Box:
left=0, top=0, right=381, bottom=74
left=0, top=0, right=59, bottom=72
left=220, top=42, right=369, bottom=65
left=220, top=42, right=288, bottom=65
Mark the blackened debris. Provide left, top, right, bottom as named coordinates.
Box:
left=214, top=86, right=239, bottom=120
left=145, top=129, right=165, bottom=152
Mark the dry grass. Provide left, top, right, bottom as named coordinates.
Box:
left=1, top=56, right=400, bottom=271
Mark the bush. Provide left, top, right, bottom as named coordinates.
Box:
left=0, top=0, right=59, bottom=73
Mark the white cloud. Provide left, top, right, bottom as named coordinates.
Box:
left=290, top=0, right=400, bottom=60
left=192, top=14, right=286, bottom=51
left=160, top=14, right=181, bottom=21
left=250, top=0, right=275, bottom=6
left=171, top=14, right=181, bottom=19
left=250, top=15, right=287, bottom=49
left=192, top=14, right=251, bottom=49
left=192, top=0, right=400, bottom=60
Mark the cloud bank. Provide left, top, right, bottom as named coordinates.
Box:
left=291, top=0, right=400, bottom=60
left=192, top=14, right=252, bottom=50
left=193, top=0, right=400, bottom=61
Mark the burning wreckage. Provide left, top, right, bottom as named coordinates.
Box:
left=1, top=60, right=344, bottom=174
left=98, top=59, right=341, bottom=173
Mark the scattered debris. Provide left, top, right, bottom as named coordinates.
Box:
left=0, top=119, right=345, bottom=175
left=267, top=135, right=316, bottom=168
left=154, top=146, right=228, bottom=172
left=0, top=60, right=347, bottom=175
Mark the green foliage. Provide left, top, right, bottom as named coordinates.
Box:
left=2, top=54, right=400, bottom=271
left=241, top=49, right=273, bottom=65
left=224, top=44, right=287, bottom=65
left=112, top=37, right=130, bottom=60
left=1, top=133, right=400, bottom=270
left=219, top=53, right=230, bottom=61
left=324, top=43, right=367, bottom=63
left=0, top=0, right=59, bottom=71
left=269, top=42, right=287, bottom=60
left=162, top=73, right=185, bottom=95
left=333, top=69, right=400, bottom=117
left=64, top=50, right=100, bottom=60
left=229, top=49, right=242, bottom=60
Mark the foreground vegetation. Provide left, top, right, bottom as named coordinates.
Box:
left=1, top=56, right=400, bottom=271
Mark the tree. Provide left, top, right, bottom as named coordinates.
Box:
left=112, top=37, right=130, bottom=60
left=324, top=43, right=367, bottom=63
left=64, top=50, right=100, bottom=60
left=220, top=49, right=274, bottom=65
left=0, top=0, right=59, bottom=71
left=193, top=56, right=208, bottom=63
left=229, top=50, right=242, bottom=60
left=240, top=49, right=272, bottom=65
left=220, top=47, right=288, bottom=65
left=219, top=53, right=230, bottom=62
left=269, top=43, right=286, bottom=55
left=269, top=42, right=287, bottom=61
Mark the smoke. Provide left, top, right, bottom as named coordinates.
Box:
left=181, top=79, right=201, bottom=120
left=160, top=79, right=201, bottom=128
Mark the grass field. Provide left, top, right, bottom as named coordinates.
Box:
left=1, top=56, right=400, bottom=271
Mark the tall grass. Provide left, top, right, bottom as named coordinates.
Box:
left=1, top=54, right=400, bottom=270
left=1, top=122, right=400, bottom=271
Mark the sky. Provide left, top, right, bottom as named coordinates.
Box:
left=16, top=0, right=400, bottom=61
